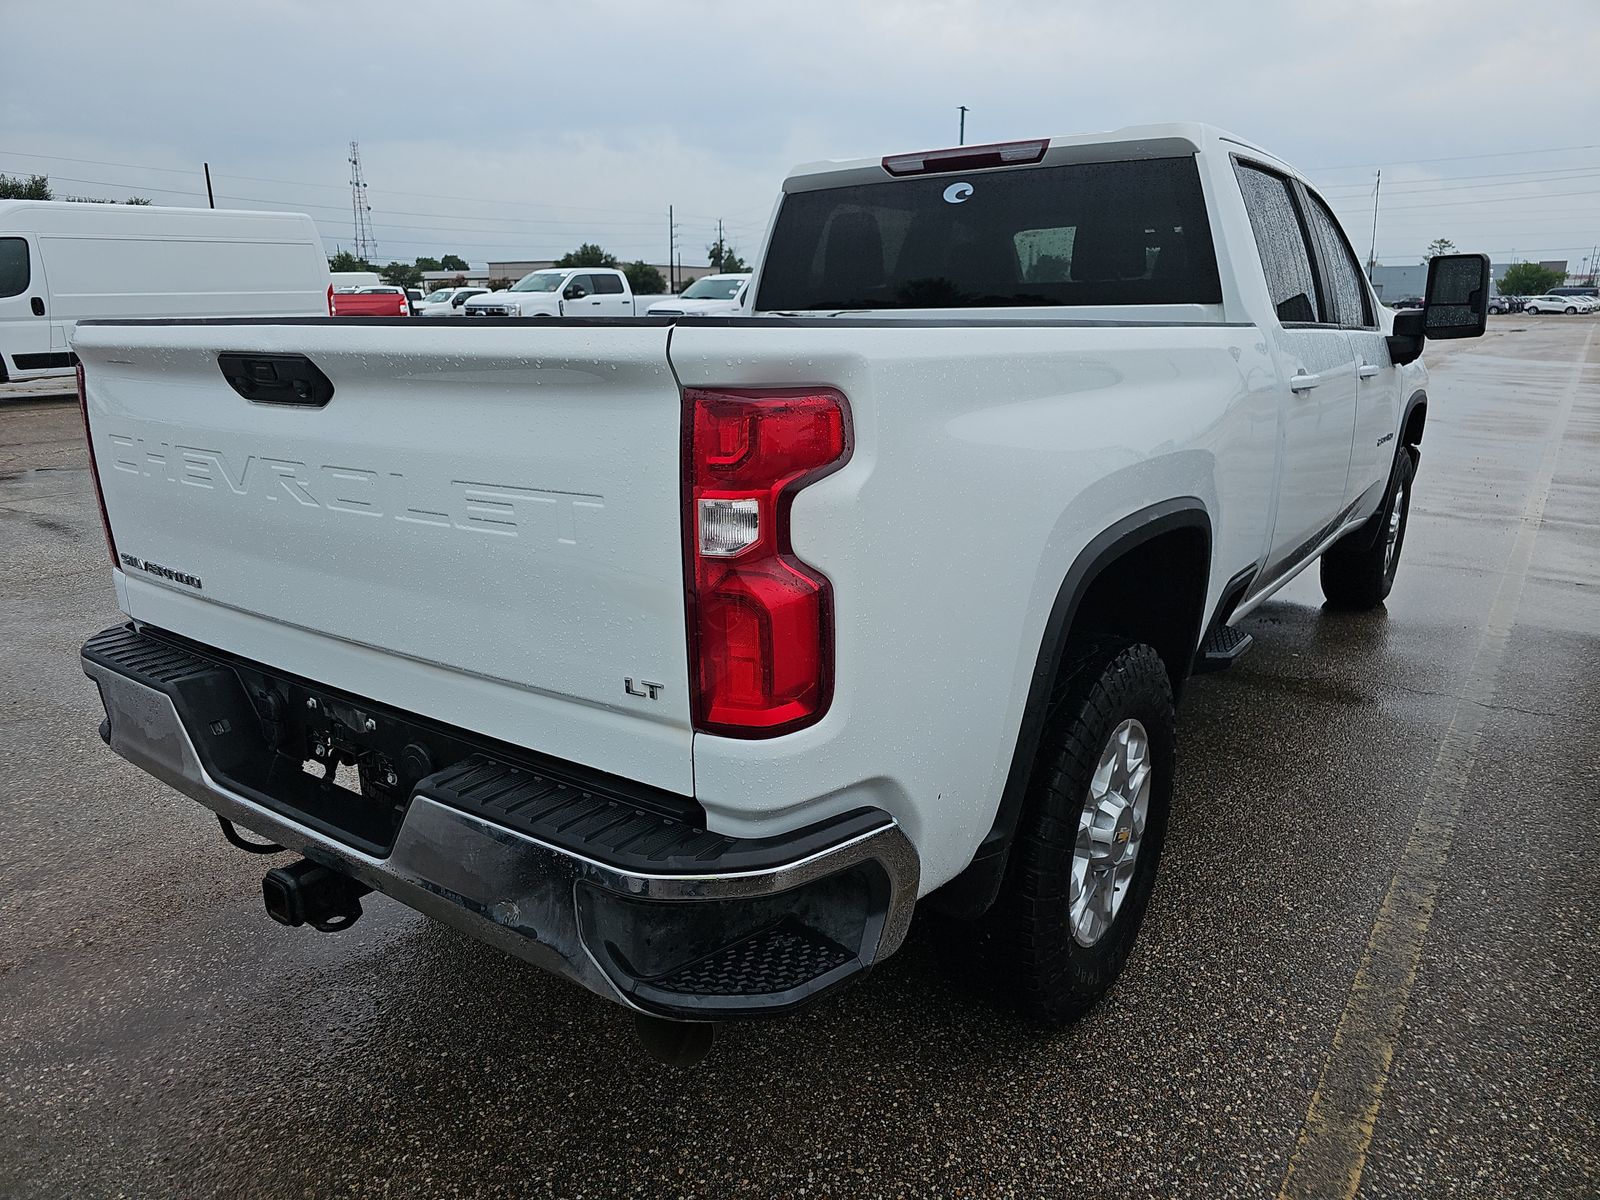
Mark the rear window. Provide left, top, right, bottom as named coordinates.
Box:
left=756, top=157, right=1221, bottom=311
left=0, top=238, right=28, bottom=299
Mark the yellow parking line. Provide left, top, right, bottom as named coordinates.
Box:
left=1276, top=327, right=1594, bottom=1200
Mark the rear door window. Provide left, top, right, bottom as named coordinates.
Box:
left=756, top=156, right=1222, bottom=311
left=1302, top=191, right=1374, bottom=328
left=1233, top=162, right=1321, bottom=324
left=593, top=273, right=624, bottom=295
left=0, top=238, right=28, bottom=298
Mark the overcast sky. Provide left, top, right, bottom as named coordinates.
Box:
left=3, top=0, right=1598, bottom=273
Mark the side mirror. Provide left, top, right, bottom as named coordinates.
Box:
left=564, top=285, right=586, bottom=300
left=452, top=295, right=465, bottom=306
left=1423, top=253, right=1490, bottom=340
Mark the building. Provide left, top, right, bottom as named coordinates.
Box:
left=419, top=268, right=492, bottom=288
left=1369, top=261, right=1531, bottom=301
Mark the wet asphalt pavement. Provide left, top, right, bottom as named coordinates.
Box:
left=1, top=317, right=1596, bottom=1198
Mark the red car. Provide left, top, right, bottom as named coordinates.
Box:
left=331, top=286, right=411, bottom=317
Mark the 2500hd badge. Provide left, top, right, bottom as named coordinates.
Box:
left=118, top=553, right=203, bottom=591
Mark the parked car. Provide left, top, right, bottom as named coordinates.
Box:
left=414, top=286, right=489, bottom=317
left=1390, top=296, right=1425, bottom=310
left=0, top=200, right=330, bottom=381
left=1487, top=295, right=1522, bottom=314
left=463, top=267, right=666, bottom=317
left=1523, top=294, right=1585, bottom=314
left=73, top=122, right=1489, bottom=1061
left=1547, top=285, right=1598, bottom=301
left=405, top=288, right=426, bottom=311
left=646, top=273, right=752, bottom=316
left=330, top=285, right=410, bottom=317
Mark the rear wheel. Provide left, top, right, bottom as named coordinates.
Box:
left=1566, top=306, right=1578, bottom=315
left=1320, top=447, right=1416, bottom=609
left=953, top=638, right=1176, bottom=1026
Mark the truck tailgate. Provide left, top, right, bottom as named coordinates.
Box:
left=73, top=320, right=693, bottom=794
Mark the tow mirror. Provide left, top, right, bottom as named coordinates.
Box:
left=1423, top=253, right=1490, bottom=340
left=1387, top=252, right=1490, bottom=366
left=565, top=284, right=587, bottom=300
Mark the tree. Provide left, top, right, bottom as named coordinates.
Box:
left=329, top=250, right=377, bottom=274
left=380, top=260, right=424, bottom=288
left=0, top=173, right=148, bottom=204
left=624, top=260, right=666, bottom=295
left=487, top=278, right=513, bottom=291
left=0, top=173, right=52, bottom=200
left=451, top=273, right=469, bottom=287
left=413, top=256, right=442, bottom=272
left=440, top=254, right=468, bottom=271
left=1497, top=262, right=1564, bottom=297
left=558, top=243, right=619, bottom=268
left=706, top=235, right=748, bottom=274
left=1423, top=237, right=1456, bottom=262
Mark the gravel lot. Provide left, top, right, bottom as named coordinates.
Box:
left=1, top=316, right=1596, bottom=1198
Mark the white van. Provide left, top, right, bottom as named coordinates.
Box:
left=329, top=270, right=382, bottom=290
left=0, top=201, right=331, bottom=380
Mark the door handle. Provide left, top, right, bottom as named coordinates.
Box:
left=1289, top=370, right=1321, bottom=392
left=1358, top=362, right=1381, bottom=379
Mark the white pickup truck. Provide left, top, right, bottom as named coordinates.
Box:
left=462, top=266, right=665, bottom=318
left=73, top=124, right=1488, bottom=1062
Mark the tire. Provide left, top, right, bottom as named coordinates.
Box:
left=1566, top=306, right=1578, bottom=315
left=954, top=638, right=1176, bottom=1026
left=1320, top=446, right=1417, bottom=609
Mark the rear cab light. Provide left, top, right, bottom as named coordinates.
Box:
left=881, top=138, right=1048, bottom=176
left=76, top=362, right=119, bottom=568
left=683, top=388, right=851, bottom=736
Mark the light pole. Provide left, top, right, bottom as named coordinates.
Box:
left=958, top=106, right=968, bottom=146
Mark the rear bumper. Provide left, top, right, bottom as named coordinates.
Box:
left=82, top=624, right=919, bottom=1019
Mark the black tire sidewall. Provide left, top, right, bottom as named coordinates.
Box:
left=1380, top=449, right=1417, bottom=594
left=987, top=640, right=1176, bottom=1023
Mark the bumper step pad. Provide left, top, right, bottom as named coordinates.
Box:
left=651, top=920, right=854, bottom=997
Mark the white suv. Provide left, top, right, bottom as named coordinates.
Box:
left=1523, top=295, right=1585, bottom=314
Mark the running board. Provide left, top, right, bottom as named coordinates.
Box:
left=1193, top=624, right=1253, bottom=674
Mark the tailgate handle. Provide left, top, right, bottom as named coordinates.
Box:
left=217, top=353, right=334, bottom=408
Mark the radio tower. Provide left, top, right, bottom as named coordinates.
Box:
left=347, top=141, right=377, bottom=262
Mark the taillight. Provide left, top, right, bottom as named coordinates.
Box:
left=326, top=283, right=335, bottom=315
left=76, top=362, right=119, bottom=568
left=684, top=388, right=851, bottom=736
left=881, top=138, right=1049, bottom=176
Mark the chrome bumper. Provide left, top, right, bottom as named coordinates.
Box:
left=84, top=644, right=919, bottom=1018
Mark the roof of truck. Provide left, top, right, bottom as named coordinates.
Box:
left=783, top=123, right=1302, bottom=192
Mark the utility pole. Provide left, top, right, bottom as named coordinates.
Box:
left=1366, top=168, right=1381, bottom=278
left=668, top=205, right=675, bottom=293
left=716, top=218, right=725, bottom=271
left=203, top=162, right=215, bottom=209
left=958, top=105, right=969, bottom=145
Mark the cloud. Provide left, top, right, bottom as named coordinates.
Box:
left=2, top=0, right=1597, bottom=267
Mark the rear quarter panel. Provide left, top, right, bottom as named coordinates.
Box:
left=671, top=321, right=1277, bottom=891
